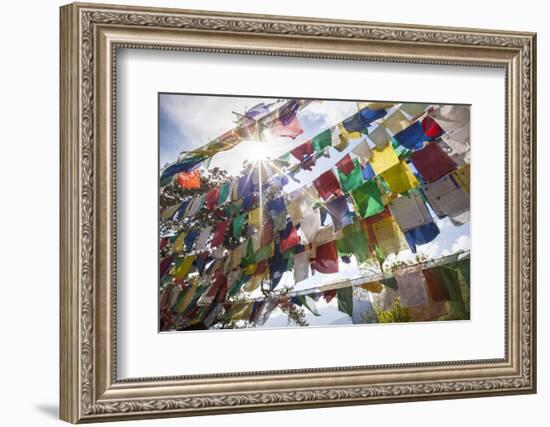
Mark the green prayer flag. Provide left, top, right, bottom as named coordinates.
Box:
left=380, top=276, right=398, bottom=290
left=430, top=265, right=465, bottom=306
left=254, top=245, right=271, bottom=263
left=337, top=158, right=364, bottom=192
left=232, top=213, right=247, bottom=239
left=337, top=287, right=354, bottom=317
left=457, top=259, right=470, bottom=286
left=312, top=129, right=332, bottom=152
left=337, top=221, right=370, bottom=264
left=242, top=239, right=256, bottom=265
left=217, top=182, right=231, bottom=205
left=351, top=180, right=384, bottom=218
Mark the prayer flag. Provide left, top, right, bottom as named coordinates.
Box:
left=325, top=195, right=354, bottom=231
left=173, top=255, right=195, bottom=280
left=176, top=169, right=201, bottom=189
left=205, top=187, right=220, bottom=211
left=313, top=241, right=339, bottom=274
left=324, top=289, right=337, bottom=303
left=351, top=180, right=384, bottom=218
left=422, top=268, right=450, bottom=302
left=399, top=103, right=430, bottom=119
left=313, top=170, right=343, bottom=201
left=237, top=173, right=255, bottom=200
left=294, top=250, right=309, bottom=283
left=160, top=256, right=173, bottom=278
left=266, top=197, right=286, bottom=219
left=394, top=121, right=428, bottom=150
left=300, top=208, right=321, bottom=243
left=336, top=287, right=353, bottom=316
left=372, top=216, right=408, bottom=256
left=404, top=221, right=440, bottom=253
left=217, top=181, right=231, bottom=205
left=383, top=109, right=410, bottom=134
left=231, top=302, right=254, bottom=321
left=388, top=192, right=432, bottom=232
left=410, top=143, right=457, bottom=183
left=280, top=221, right=299, bottom=252
left=370, top=143, right=400, bottom=175
left=232, top=214, right=247, bottom=240
left=336, top=154, right=355, bottom=175
left=337, top=158, right=364, bottom=193
left=429, top=105, right=470, bottom=145
left=380, top=160, right=419, bottom=194
left=421, top=116, right=444, bottom=139
left=352, top=298, right=378, bottom=324
left=290, top=141, right=314, bottom=161
left=172, top=231, right=186, bottom=253
left=184, top=231, right=198, bottom=251
left=352, top=139, right=372, bottom=164
left=211, top=220, right=229, bottom=247
left=362, top=163, right=375, bottom=181
left=160, top=159, right=202, bottom=180
left=337, top=221, right=370, bottom=264
left=421, top=174, right=469, bottom=218
left=395, top=270, right=429, bottom=307
left=312, top=129, right=332, bottom=152
left=368, top=125, right=391, bottom=149
left=269, top=116, right=304, bottom=139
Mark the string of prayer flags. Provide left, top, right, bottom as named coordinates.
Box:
left=337, top=158, right=364, bottom=192
left=379, top=160, right=419, bottom=194
left=394, top=121, right=428, bottom=150
left=351, top=180, right=385, bottom=218
left=382, top=109, right=411, bottom=135
left=394, top=270, right=430, bottom=307
left=410, top=143, right=458, bottom=183
left=325, top=195, right=354, bottom=231
left=312, top=129, right=332, bottom=152
left=404, top=221, right=440, bottom=253
left=176, top=169, right=201, bottom=189
left=388, top=191, right=432, bottom=233
left=370, top=143, right=400, bottom=175
left=313, top=240, right=339, bottom=274
left=313, top=169, right=343, bottom=201
left=336, top=286, right=353, bottom=316
left=421, top=116, right=444, bottom=139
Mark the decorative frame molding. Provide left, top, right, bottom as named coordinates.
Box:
left=60, top=2, right=536, bottom=423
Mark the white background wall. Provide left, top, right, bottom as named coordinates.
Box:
left=0, top=0, right=545, bottom=425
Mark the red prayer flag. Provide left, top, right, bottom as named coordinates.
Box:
left=269, top=116, right=304, bottom=139
left=290, top=141, right=313, bottom=161
left=336, top=154, right=355, bottom=175
left=213, top=270, right=228, bottom=303
left=313, top=241, right=339, bottom=274
left=255, top=260, right=268, bottom=275
left=313, top=170, right=343, bottom=201
left=410, top=143, right=457, bottom=183
left=262, top=221, right=273, bottom=246
left=211, top=220, right=229, bottom=247
left=176, top=169, right=201, bottom=189
left=323, top=289, right=337, bottom=303
left=421, top=116, right=444, bottom=139
left=205, top=187, right=220, bottom=210
left=422, top=269, right=450, bottom=302
left=279, top=224, right=299, bottom=252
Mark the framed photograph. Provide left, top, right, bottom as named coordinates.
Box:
left=60, top=2, right=537, bottom=423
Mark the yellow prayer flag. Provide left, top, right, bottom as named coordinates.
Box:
left=372, top=217, right=408, bottom=256
left=369, top=144, right=400, bottom=175
left=248, top=206, right=264, bottom=228
left=452, top=164, right=470, bottom=193
left=174, top=278, right=199, bottom=313
left=366, top=101, right=395, bottom=110
left=231, top=302, right=254, bottom=321
left=360, top=281, right=384, bottom=293
left=243, top=274, right=263, bottom=293
left=160, top=203, right=181, bottom=220
left=172, top=231, right=186, bottom=253
left=380, top=160, right=419, bottom=194
left=338, top=123, right=362, bottom=141
left=173, top=255, right=195, bottom=280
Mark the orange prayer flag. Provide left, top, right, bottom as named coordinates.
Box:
left=176, top=169, right=201, bottom=189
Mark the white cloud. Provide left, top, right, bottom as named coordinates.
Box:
left=418, top=241, right=442, bottom=259
left=299, top=100, right=357, bottom=129
left=451, top=235, right=470, bottom=253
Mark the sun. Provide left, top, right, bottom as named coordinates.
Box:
left=248, top=141, right=268, bottom=162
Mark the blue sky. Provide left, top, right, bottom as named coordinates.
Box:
left=159, top=93, right=470, bottom=327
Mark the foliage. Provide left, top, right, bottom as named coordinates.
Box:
left=376, top=297, right=412, bottom=323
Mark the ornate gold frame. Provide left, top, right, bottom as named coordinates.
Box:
left=59, top=2, right=537, bottom=423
